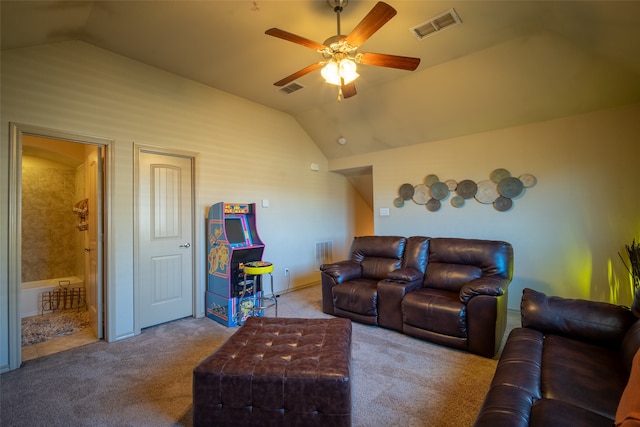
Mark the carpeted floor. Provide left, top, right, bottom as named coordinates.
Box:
left=21, top=310, right=92, bottom=346
left=1, top=283, right=519, bottom=427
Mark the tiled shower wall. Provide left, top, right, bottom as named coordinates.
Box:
left=21, top=157, right=81, bottom=282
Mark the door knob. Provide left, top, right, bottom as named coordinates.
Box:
left=180, top=243, right=191, bottom=248
left=84, top=248, right=91, bottom=252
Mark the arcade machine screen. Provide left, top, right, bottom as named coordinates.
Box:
left=225, top=217, right=246, bottom=246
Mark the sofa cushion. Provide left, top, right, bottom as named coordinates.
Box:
left=490, top=328, right=544, bottom=398
left=402, top=236, right=429, bottom=272
left=427, top=237, right=513, bottom=278
left=521, top=288, right=636, bottom=348
left=616, top=349, right=640, bottom=427
left=349, top=236, right=405, bottom=263
left=542, top=334, right=627, bottom=420
left=402, top=288, right=466, bottom=338
left=360, top=257, right=402, bottom=280
left=424, top=263, right=482, bottom=292
left=332, top=279, right=379, bottom=316
left=530, top=399, right=615, bottom=427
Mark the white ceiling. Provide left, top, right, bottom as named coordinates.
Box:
left=3, top=0, right=640, bottom=161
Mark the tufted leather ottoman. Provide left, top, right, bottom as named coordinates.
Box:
left=193, top=317, right=352, bottom=427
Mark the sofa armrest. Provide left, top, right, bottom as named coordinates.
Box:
left=387, top=267, right=423, bottom=282
left=320, top=260, right=362, bottom=283
left=520, top=288, right=637, bottom=347
left=378, top=278, right=423, bottom=332
left=459, top=276, right=509, bottom=304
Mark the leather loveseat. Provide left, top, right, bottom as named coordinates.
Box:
left=320, top=235, right=514, bottom=357
left=474, top=287, right=640, bottom=427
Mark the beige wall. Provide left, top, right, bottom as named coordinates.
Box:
left=0, top=41, right=357, bottom=370
left=3, top=38, right=639, bottom=371
left=330, top=103, right=640, bottom=309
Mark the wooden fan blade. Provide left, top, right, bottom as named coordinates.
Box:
left=341, top=81, right=357, bottom=99
left=273, top=62, right=323, bottom=87
left=265, top=28, right=327, bottom=51
left=344, top=2, right=397, bottom=47
left=358, top=52, right=421, bottom=71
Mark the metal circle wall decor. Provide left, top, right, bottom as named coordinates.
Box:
left=497, top=177, right=524, bottom=198
left=413, top=184, right=430, bottom=205
left=490, top=168, right=511, bottom=184
left=399, top=183, right=415, bottom=200
left=456, top=179, right=478, bottom=199
left=451, top=195, right=464, bottom=208
left=475, top=180, right=499, bottom=204
left=430, top=181, right=449, bottom=200
left=519, top=173, right=537, bottom=188
left=426, top=198, right=441, bottom=212
left=425, top=174, right=440, bottom=187
left=393, top=169, right=535, bottom=213
left=494, top=196, right=513, bottom=212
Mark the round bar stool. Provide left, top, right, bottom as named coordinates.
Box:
left=238, top=261, right=278, bottom=323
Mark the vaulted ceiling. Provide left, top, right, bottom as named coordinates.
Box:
left=3, top=1, right=640, bottom=161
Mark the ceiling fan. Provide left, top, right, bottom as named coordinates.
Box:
left=265, top=0, right=421, bottom=100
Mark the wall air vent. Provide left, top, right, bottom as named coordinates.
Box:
left=409, top=8, right=462, bottom=41
left=278, top=82, right=305, bottom=95
left=315, top=240, right=333, bottom=270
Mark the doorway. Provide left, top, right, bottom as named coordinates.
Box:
left=336, top=166, right=375, bottom=236
left=8, top=123, right=110, bottom=369
left=135, top=147, right=196, bottom=330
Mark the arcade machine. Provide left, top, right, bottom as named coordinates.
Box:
left=206, top=202, right=272, bottom=327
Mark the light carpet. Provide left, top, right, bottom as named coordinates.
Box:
left=1, top=284, right=518, bottom=426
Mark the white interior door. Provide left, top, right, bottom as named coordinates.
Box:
left=86, top=147, right=103, bottom=338
left=138, top=150, right=194, bottom=329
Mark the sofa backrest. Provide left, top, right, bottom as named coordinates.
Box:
left=423, top=238, right=513, bottom=292
left=349, top=236, right=406, bottom=280
left=403, top=236, right=430, bottom=274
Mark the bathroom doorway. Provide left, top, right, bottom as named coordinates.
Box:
left=9, top=124, right=110, bottom=365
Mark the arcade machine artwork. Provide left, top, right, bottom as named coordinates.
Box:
left=206, top=202, right=270, bottom=327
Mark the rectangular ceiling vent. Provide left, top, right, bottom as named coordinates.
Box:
left=410, top=8, right=462, bottom=41
left=278, top=82, right=305, bottom=95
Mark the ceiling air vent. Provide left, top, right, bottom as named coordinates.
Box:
left=278, top=82, right=305, bottom=95
left=409, top=8, right=462, bottom=41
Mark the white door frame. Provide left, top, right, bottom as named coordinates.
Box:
left=7, top=122, right=113, bottom=371
left=133, top=145, right=198, bottom=334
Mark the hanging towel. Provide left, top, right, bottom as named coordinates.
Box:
left=73, top=199, right=88, bottom=217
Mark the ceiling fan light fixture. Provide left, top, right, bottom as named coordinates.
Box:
left=321, top=58, right=359, bottom=86
left=266, top=1, right=419, bottom=100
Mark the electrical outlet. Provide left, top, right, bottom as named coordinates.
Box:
left=284, top=268, right=289, bottom=276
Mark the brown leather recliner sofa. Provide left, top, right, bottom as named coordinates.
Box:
left=474, top=287, right=640, bottom=427
left=320, top=235, right=514, bottom=358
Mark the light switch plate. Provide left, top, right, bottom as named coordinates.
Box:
left=379, top=207, right=390, bottom=216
